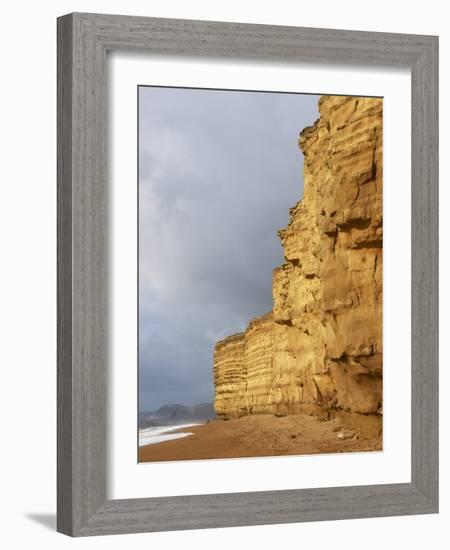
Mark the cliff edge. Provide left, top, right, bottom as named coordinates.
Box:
left=213, top=96, right=383, bottom=428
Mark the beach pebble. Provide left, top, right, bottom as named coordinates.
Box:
left=337, top=429, right=356, bottom=440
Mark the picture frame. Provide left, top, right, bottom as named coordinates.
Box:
left=57, top=12, right=438, bottom=536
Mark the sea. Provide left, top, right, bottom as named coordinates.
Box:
left=138, top=403, right=215, bottom=447
left=138, top=423, right=201, bottom=447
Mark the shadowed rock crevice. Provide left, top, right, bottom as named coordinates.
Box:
left=213, top=96, right=383, bottom=431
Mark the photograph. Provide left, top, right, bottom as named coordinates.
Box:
left=138, top=87, right=383, bottom=462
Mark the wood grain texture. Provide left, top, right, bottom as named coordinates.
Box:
left=57, top=13, right=73, bottom=535
left=57, top=12, right=439, bottom=536
left=410, top=37, right=439, bottom=506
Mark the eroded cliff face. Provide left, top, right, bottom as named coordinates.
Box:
left=214, top=96, right=383, bottom=425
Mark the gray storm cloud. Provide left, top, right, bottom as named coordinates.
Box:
left=139, top=86, right=319, bottom=411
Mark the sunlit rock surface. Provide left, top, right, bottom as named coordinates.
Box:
left=213, top=96, right=383, bottom=427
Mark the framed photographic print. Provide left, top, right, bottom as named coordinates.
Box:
left=57, top=13, right=438, bottom=536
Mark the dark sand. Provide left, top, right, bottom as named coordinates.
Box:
left=139, top=414, right=382, bottom=462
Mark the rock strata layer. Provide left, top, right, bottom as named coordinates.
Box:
left=213, top=96, right=383, bottom=426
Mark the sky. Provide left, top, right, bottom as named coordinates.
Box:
left=139, top=86, right=319, bottom=412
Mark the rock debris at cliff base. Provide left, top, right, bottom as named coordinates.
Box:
left=213, top=96, right=383, bottom=435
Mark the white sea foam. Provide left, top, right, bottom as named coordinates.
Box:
left=138, top=423, right=201, bottom=447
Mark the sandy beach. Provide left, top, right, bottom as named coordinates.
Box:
left=138, top=414, right=382, bottom=462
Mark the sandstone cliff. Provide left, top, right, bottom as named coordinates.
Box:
left=214, top=96, right=383, bottom=426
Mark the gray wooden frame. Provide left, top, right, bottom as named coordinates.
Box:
left=57, top=12, right=439, bottom=537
